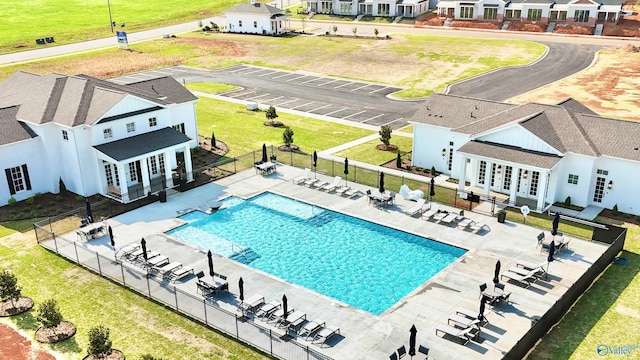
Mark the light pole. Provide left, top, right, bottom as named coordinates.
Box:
left=107, top=0, right=114, bottom=33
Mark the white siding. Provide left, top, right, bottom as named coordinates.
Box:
left=476, top=125, right=560, bottom=155
left=0, top=138, right=49, bottom=204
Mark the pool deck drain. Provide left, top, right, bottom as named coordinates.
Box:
left=68, top=165, right=608, bottom=360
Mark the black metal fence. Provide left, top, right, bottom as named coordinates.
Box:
left=34, top=223, right=332, bottom=360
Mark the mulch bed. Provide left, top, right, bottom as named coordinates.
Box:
left=0, top=297, right=34, bottom=317
left=35, top=321, right=77, bottom=343
left=83, top=349, right=125, bottom=360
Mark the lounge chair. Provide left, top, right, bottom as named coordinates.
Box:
left=435, top=324, right=476, bottom=345
left=448, top=314, right=481, bottom=328
left=421, top=203, right=441, bottom=220
left=255, top=300, right=281, bottom=320
left=405, top=198, right=427, bottom=217
left=344, top=188, right=362, bottom=198
left=517, top=260, right=547, bottom=274
left=239, top=294, right=265, bottom=313
left=312, top=325, right=340, bottom=347
left=456, top=307, right=490, bottom=326
left=293, top=168, right=312, bottom=184
left=501, top=269, right=538, bottom=287
left=277, top=310, right=306, bottom=331
left=298, top=319, right=325, bottom=340
left=457, top=217, right=473, bottom=229
left=169, top=265, right=194, bottom=281
left=440, top=212, right=459, bottom=225
left=157, top=261, right=181, bottom=276
left=146, top=255, right=169, bottom=269
left=399, top=184, right=425, bottom=202
left=509, top=266, right=544, bottom=279
left=115, top=244, right=140, bottom=260
left=320, top=176, right=342, bottom=192
left=304, top=177, right=321, bottom=187
left=432, top=210, right=449, bottom=222
left=311, top=179, right=329, bottom=188
left=470, top=222, right=490, bottom=233
left=268, top=307, right=294, bottom=324
left=335, top=185, right=350, bottom=195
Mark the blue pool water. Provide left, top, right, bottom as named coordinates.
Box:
left=167, top=192, right=466, bottom=315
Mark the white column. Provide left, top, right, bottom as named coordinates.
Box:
left=536, top=171, right=548, bottom=212
left=164, top=151, right=173, bottom=188
left=184, top=146, right=194, bottom=182
left=509, top=166, right=519, bottom=206
left=457, top=156, right=467, bottom=192
left=483, top=161, right=492, bottom=196
left=140, top=157, right=151, bottom=195
left=116, top=162, right=129, bottom=203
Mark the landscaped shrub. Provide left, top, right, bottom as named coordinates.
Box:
left=202, top=25, right=211, bottom=31
left=430, top=166, right=436, bottom=176
left=141, top=355, right=163, bottom=360
left=379, top=125, right=392, bottom=146
left=613, top=204, right=619, bottom=215
left=283, top=127, right=294, bottom=147
left=59, top=178, right=67, bottom=195
left=211, top=131, right=217, bottom=149
left=87, top=325, right=112, bottom=357
left=564, top=196, right=571, bottom=206
left=37, top=299, right=63, bottom=333
left=396, top=152, right=402, bottom=168
left=7, top=197, right=16, bottom=206
left=0, top=269, right=21, bottom=306
left=35, top=192, right=42, bottom=197
left=265, top=106, right=278, bottom=126
left=76, top=195, right=84, bottom=201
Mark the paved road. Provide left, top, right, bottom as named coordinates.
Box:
left=446, top=42, right=605, bottom=101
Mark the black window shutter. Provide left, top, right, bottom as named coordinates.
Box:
left=5, top=168, right=15, bottom=195
left=22, top=164, right=32, bottom=191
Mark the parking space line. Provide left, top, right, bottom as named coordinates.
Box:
left=382, top=118, right=404, bottom=126
left=309, top=104, right=332, bottom=112
left=272, top=73, right=294, bottom=79
left=148, top=70, right=173, bottom=75
left=317, top=79, right=339, bottom=86
left=246, top=69, right=269, bottom=75
left=369, top=86, right=390, bottom=94
left=110, top=79, right=129, bottom=84
left=262, top=96, right=284, bottom=103
left=258, top=71, right=278, bottom=77
left=351, top=84, right=371, bottom=92
left=290, top=101, right=316, bottom=110
left=302, top=78, right=322, bottom=84
left=272, top=98, right=299, bottom=106
left=246, top=93, right=271, bottom=100
left=288, top=75, right=309, bottom=81
left=323, top=107, right=348, bottom=116
left=122, top=75, right=150, bottom=82
left=342, top=110, right=366, bottom=119
left=168, top=67, right=188, bottom=72
left=335, top=82, right=353, bottom=89
left=218, top=88, right=245, bottom=96
left=229, top=67, right=248, bottom=73
left=361, top=114, right=385, bottom=123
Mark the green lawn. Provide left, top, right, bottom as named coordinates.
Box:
left=0, top=0, right=245, bottom=54
left=0, top=238, right=269, bottom=359
left=187, top=82, right=238, bottom=94
left=335, top=136, right=413, bottom=166
left=195, top=97, right=374, bottom=157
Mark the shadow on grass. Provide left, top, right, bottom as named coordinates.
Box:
left=50, top=335, right=82, bottom=354
left=527, top=249, right=640, bottom=359
left=12, top=308, right=38, bottom=331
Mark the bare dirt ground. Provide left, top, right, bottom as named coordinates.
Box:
left=510, top=45, right=640, bottom=121
left=0, top=323, right=60, bottom=360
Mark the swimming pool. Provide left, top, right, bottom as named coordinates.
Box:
left=167, top=192, right=466, bottom=315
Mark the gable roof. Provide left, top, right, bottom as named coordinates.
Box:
left=457, top=141, right=563, bottom=169
left=412, top=94, right=639, bottom=162
left=0, top=106, right=38, bottom=146
left=0, top=71, right=197, bottom=128
left=225, top=2, right=284, bottom=15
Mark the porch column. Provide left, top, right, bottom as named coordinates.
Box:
left=164, top=150, right=173, bottom=188
left=536, top=171, right=549, bottom=212
left=116, top=163, right=129, bottom=203
left=483, top=161, right=492, bottom=197
left=183, top=145, right=194, bottom=182
left=140, top=157, right=151, bottom=195
left=457, top=156, right=467, bottom=192
left=509, top=166, right=519, bottom=206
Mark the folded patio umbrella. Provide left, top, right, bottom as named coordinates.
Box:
left=239, top=277, right=244, bottom=303
left=343, top=158, right=349, bottom=186
left=85, top=199, right=94, bottom=223
left=208, top=250, right=215, bottom=277
left=546, top=240, right=555, bottom=280
left=551, top=212, right=560, bottom=237
left=141, top=237, right=148, bottom=261
left=409, top=324, right=417, bottom=356
left=429, top=178, right=436, bottom=200
left=108, top=226, right=115, bottom=248
left=261, top=143, right=268, bottom=164
left=282, top=294, right=288, bottom=322
left=313, top=151, right=318, bottom=178
left=379, top=172, right=385, bottom=194
left=493, top=260, right=501, bottom=284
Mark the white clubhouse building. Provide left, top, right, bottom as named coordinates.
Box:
left=0, top=71, right=199, bottom=206
left=410, top=94, right=640, bottom=216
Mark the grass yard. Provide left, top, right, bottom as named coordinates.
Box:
left=0, top=233, right=269, bottom=360
left=334, top=135, right=414, bottom=166
left=0, top=0, right=245, bottom=54
left=187, top=82, right=238, bottom=94
left=195, top=97, right=374, bottom=157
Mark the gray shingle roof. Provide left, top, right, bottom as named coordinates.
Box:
left=93, top=127, right=191, bottom=162
left=457, top=141, right=563, bottom=169
left=0, top=71, right=196, bottom=129
left=0, top=106, right=37, bottom=146
left=226, top=2, right=284, bottom=15
left=411, top=94, right=640, bottom=160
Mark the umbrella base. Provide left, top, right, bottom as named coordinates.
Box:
left=238, top=315, right=249, bottom=323
left=280, top=333, right=292, bottom=342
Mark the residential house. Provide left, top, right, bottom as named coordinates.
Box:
left=224, top=0, right=291, bottom=35
left=436, top=0, right=622, bottom=26
left=409, top=94, right=640, bottom=216
left=306, top=0, right=430, bottom=18
left=0, top=71, right=199, bottom=206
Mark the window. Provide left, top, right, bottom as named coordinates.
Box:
left=484, top=7, right=498, bottom=19
left=149, top=155, right=158, bottom=175
left=447, top=148, right=453, bottom=171
left=460, top=6, right=474, bottom=19
left=104, top=163, right=120, bottom=187
left=568, top=174, right=579, bottom=185
left=158, top=154, right=165, bottom=175
left=341, top=2, right=352, bottom=13
left=239, top=20, right=243, bottom=27
left=490, top=163, right=497, bottom=187
left=550, top=10, right=567, bottom=21
left=505, top=9, right=521, bottom=19
left=593, top=176, right=605, bottom=202
left=148, top=117, right=157, bottom=127
left=478, top=161, right=486, bottom=185
left=378, top=4, right=390, bottom=15
left=126, top=122, right=135, bottom=133
left=5, top=165, right=31, bottom=195
left=527, top=9, right=542, bottom=21
left=529, top=171, right=540, bottom=196
left=103, top=128, right=113, bottom=139
left=128, top=162, right=138, bottom=182
left=503, top=166, right=512, bottom=191
left=62, top=130, right=69, bottom=141
left=172, top=123, right=185, bottom=134
left=573, top=10, right=589, bottom=22
left=596, top=169, right=608, bottom=175
left=253, top=21, right=257, bottom=28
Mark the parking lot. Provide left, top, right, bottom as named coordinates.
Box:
left=111, top=65, right=422, bottom=129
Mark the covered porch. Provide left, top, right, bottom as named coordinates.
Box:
left=94, top=127, right=194, bottom=204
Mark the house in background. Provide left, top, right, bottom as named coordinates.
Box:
left=223, top=0, right=291, bottom=35
left=409, top=93, right=640, bottom=216
left=0, top=71, right=199, bottom=206
left=306, top=0, right=430, bottom=18
left=436, top=0, right=622, bottom=26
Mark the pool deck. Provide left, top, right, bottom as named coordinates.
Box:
left=74, top=165, right=608, bottom=359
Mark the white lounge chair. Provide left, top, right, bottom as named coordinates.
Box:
left=405, top=198, right=427, bottom=216
left=421, top=203, right=441, bottom=220
left=432, top=210, right=448, bottom=222
left=399, top=184, right=425, bottom=202
left=509, top=266, right=544, bottom=279
left=293, top=168, right=312, bottom=184
left=448, top=314, right=481, bottom=328
left=298, top=319, right=325, bottom=340
left=344, top=188, right=362, bottom=198
left=312, top=325, right=340, bottom=347
left=456, top=307, right=490, bottom=326
left=517, top=260, right=547, bottom=272
left=320, top=176, right=342, bottom=192
left=239, top=294, right=265, bottom=313
left=501, top=269, right=538, bottom=287
left=435, top=324, right=476, bottom=345
left=277, top=310, right=306, bottom=330
left=335, top=185, right=350, bottom=195
left=170, top=265, right=194, bottom=281
left=470, top=222, right=490, bottom=233
left=255, top=300, right=281, bottom=319
left=457, top=217, right=473, bottom=229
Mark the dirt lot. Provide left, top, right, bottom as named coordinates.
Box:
left=510, top=45, right=640, bottom=121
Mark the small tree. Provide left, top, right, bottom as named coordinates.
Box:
left=352, top=27, right=357, bottom=36
left=283, top=127, right=294, bottom=147
left=87, top=325, right=112, bottom=358
left=141, top=355, right=163, bottom=360
left=379, top=125, right=392, bottom=146
left=430, top=166, right=436, bottom=176
left=612, top=204, right=619, bottom=215
left=37, top=299, right=63, bottom=333
left=0, top=269, right=21, bottom=307
left=564, top=196, right=572, bottom=206
left=396, top=152, right=402, bottom=168
left=210, top=131, right=217, bottom=149
left=59, top=177, right=67, bottom=195
left=332, top=25, right=338, bottom=35
left=265, top=106, right=279, bottom=125
left=374, top=28, right=379, bottom=37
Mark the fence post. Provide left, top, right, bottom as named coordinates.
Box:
left=332, top=159, right=335, bottom=176
left=204, top=299, right=208, bottom=325
left=236, top=315, right=239, bottom=338
left=120, top=263, right=126, bottom=286
left=53, top=233, right=59, bottom=254
left=73, top=242, right=80, bottom=264
left=233, top=158, right=237, bottom=174
left=175, top=286, right=179, bottom=311
left=96, top=252, right=102, bottom=276
left=290, top=151, right=293, bottom=165
left=270, top=329, right=273, bottom=355
left=147, top=276, right=151, bottom=297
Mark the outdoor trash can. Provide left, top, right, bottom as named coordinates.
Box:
left=497, top=210, right=506, bottom=223
left=159, top=190, right=167, bottom=203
